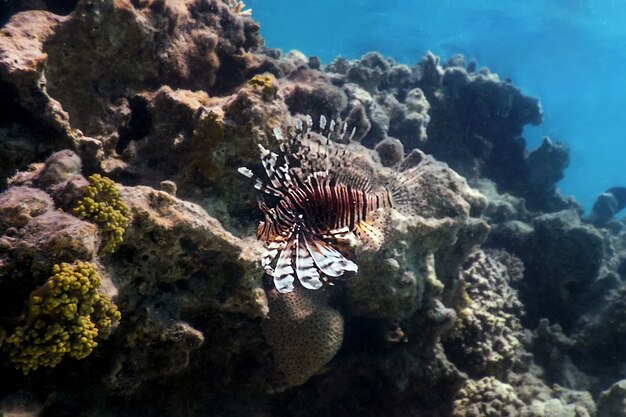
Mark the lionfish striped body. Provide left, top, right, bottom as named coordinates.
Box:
left=239, top=115, right=393, bottom=293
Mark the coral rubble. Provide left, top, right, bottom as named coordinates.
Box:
left=0, top=1, right=624, bottom=416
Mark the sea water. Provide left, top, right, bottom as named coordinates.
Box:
left=250, top=0, right=626, bottom=212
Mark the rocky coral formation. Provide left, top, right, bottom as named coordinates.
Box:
left=453, top=371, right=596, bottom=417
left=596, top=379, right=626, bottom=417
left=585, top=187, right=626, bottom=227
left=453, top=376, right=524, bottom=417
left=1, top=0, right=626, bottom=416
left=444, top=250, right=524, bottom=379
left=0, top=183, right=108, bottom=378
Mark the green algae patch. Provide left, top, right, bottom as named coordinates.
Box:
left=5, top=261, right=121, bottom=374
left=72, top=174, right=129, bottom=254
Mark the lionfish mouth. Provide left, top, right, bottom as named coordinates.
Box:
left=239, top=115, right=412, bottom=293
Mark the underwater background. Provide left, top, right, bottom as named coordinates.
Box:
left=250, top=0, right=626, bottom=211
left=1, top=0, right=626, bottom=416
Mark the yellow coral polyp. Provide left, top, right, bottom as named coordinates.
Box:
left=72, top=174, right=129, bottom=254
left=247, top=74, right=278, bottom=100
left=4, top=261, right=121, bottom=374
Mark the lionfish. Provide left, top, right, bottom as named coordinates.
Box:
left=239, top=115, right=413, bottom=293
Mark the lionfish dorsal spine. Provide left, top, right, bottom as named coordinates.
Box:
left=320, top=114, right=327, bottom=130
left=238, top=166, right=283, bottom=197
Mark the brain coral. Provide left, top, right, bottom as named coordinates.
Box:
left=5, top=261, right=121, bottom=374
left=72, top=174, right=129, bottom=253
left=262, top=285, right=343, bottom=387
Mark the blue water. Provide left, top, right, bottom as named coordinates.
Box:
left=248, top=0, right=626, bottom=211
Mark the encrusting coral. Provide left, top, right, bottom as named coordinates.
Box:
left=5, top=261, right=121, bottom=374
left=72, top=174, right=129, bottom=254
left=453, top=376, right=524, bottom=417
left=444, top=250, right=524, bottom=378
left=247, top=73, right=278, bottom=101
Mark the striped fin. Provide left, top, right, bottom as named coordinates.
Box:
left=320, top=114, right=327, bottom=130
left=257, top=144, right=284, bottom=190
left=326, top=226, right=357, bottom=247
left=304, top=235, right=358, bottom=277
left=261, top=240, right=285, bottom=275
left=294, top=232, right=323, bottom=290
left=238, top=167, right=283, bottom=197
left=261, top=248, right=279, bottom=274
left=257, top=201, right=295, bottom=242
left=273, top=126, right=284, bottom=141
left=272, top=238, right=296, bottom=293
left=355, top=217, right=384, bottom=251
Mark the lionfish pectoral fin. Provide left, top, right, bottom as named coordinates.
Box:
left=355, top=214, right=385, bottom=252
left=261, top=244, right=280, bottom=274
left=304, top=235, right=358, bottom=277
left=326, top=226, right=357, bottom=245
left=272, top=239, right=296, bottom=293
left=294, top=233, right=323, bottom=290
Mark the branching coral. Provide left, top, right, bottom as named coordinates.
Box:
left=5, top=261, right=121, bottom=374
left=72, top=174, right=129, bottom=253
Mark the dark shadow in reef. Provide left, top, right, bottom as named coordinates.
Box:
left=0, top=0, right=79, bottom=26
left=115, top=95, right=152, bottom=155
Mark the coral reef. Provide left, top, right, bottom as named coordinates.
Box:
left=1, top=1, right=625, bottom=416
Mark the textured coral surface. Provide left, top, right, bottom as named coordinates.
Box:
left=0, top=1, right=624, bottom=416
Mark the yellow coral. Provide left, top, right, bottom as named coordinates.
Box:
left=72, top=174, right=129, bottom=253
left=247, top=74, right=278, bottom=100
left=5, top=261, right=121, bottom=374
